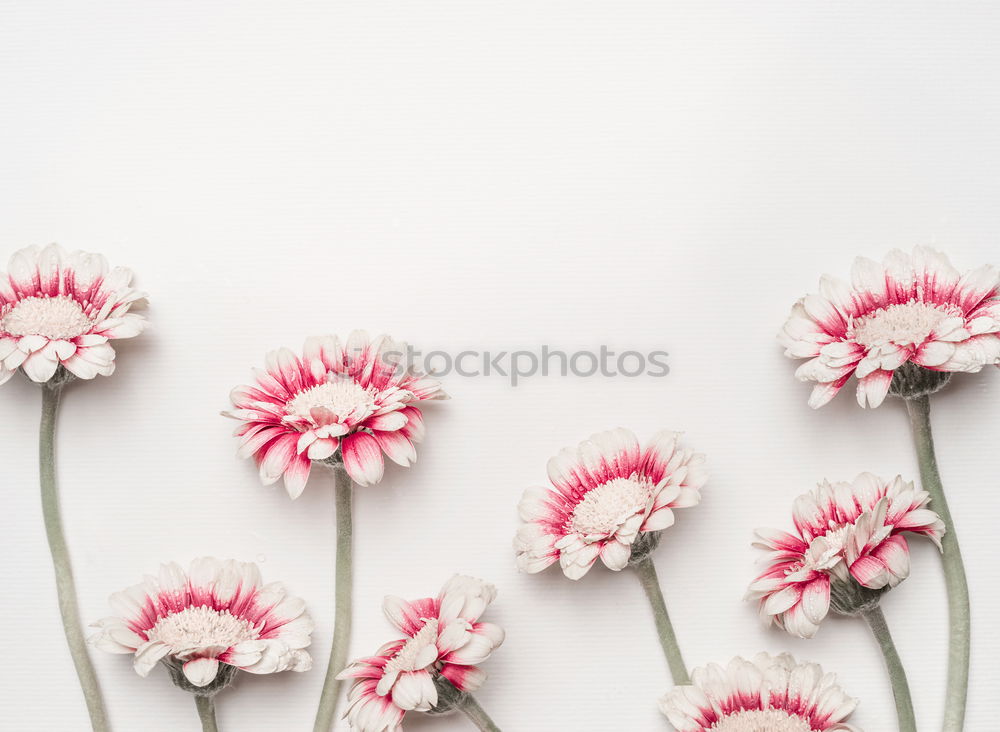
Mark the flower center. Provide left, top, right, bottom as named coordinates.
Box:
left=147, top=606, right=260, bottom=651
left=384, top=618, right=439, bottom=675
left=1, top=295, right=93, bottom=339
left=286, top=379, right=376, bottom=421
left=570, top=476, right=653, bottom=536
left=819, top=521, right=852, bottom=548
left=850, top=301, right=953, bottom=347
left=710, top=709, right=811, bottom=732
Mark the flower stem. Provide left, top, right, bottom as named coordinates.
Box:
left=313, top=466, right=354, bottom=732
left=457, top=693, right=502, bottom=732
left=862, top=606, right=916, bottom=732
left=905, top=395, right=970, bottom=732
left=632, top=556, right=689, bottom=685
left=39, top=383, right=110, bottom=731
left=195, top=696, right=219, bottom=732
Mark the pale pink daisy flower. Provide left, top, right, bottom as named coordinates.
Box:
left=338, top=576, right=505, bottom=732
left=90, top=558, right=313, bottom=692
left=224, top=331, right=445, bottom=497
left=0, top=243, right=146, bottom=384
left=780, top=246, right=1000, bottom=408
left=747, top=473, right=943, bottom=638
left=515, top=428, right=707, bottom=580
left=659, top=653, right=860, bottom=732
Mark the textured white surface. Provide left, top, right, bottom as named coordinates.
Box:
left=1, top=2, right=999, bottom=730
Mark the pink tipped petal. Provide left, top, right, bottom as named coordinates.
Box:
left=599, top=540, right=631, bottom=571
left=800, top=579, right=831, bottom=625
left=399, top=406, right=425, bottom=442
left=642, top=507, right=675, bottom=532
left=871, top=534, right=911, bottom=583
left=849, top=555, right=890, bottom=589
left=283, top=455, right=312, bottom=499
left=258, top=434, right=297, bottom=485
left=373, top=430, right=417, bottom=467
left=183, top=658, right=220, bottom=687
left=21, top=350, right=59, bottom=383
left=856, top=370, right=893, bottom=408
left=306, top=437, right=339, bottom=461
left=365, top=411, right=408, bottom=432
left=132, top=641, right=171, bottom=676
left=440, top=663, right=487, bottom=692
left=342, top=432, right=385, bottom=486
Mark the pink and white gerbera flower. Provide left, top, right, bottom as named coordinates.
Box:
left=338, top=575, right=504, bottom=732
left=660, top=653, right=860, bottom=732
left=224, top=332, right=446, bottom=497
left=747, top=473, right=944, bottom=638
left=90, top=558, right=313, bottom=690
left=515, top=428, right=707, bottom=580
left=0, top=244, right=146, bottom=384
left=780, top=246, right=1000, bottom=408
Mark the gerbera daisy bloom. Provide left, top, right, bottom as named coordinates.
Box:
left=338, top=575, right=505, bottom=732
left=747, top=473, right=943, bottom=638
left=0, top=243, right=146, bottom=384
left=224, top=331, right=446, bottom=497
left=6, top=244, right=147, bottom=730
left=514, top=428, right=707, bottom=580
left=515, top=428, right=706, bottom=686
left=90, top=557, right=313, bottom=690
left=779, top=246, right=1000, bottom=408
left=659, top=653, right=860, bottom=732
left=781, top=248, right=976, bottom=728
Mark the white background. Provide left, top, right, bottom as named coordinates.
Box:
left=1, top=2, right=999, bottom=730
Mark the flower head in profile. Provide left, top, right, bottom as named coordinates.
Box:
left=338, top=575, right=504, bottom=732
left=780, top=246, right=1000, bottom=408
left=90, top=558, right=313, bottom=694
left=0, top=244, right=146, bottom=385
left=660, top=653, right=860, bottom=731
left=515, top=428, right=707, bottom=580
left=746, top=473, right=943, bottom=638
left=223, top=332, right=446, bottom=497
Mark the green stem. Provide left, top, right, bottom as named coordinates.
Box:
left=195, top=696, right=219, bottom=732
left=632, top=556, right=689, bottom=684
left=457, top=693, right=502, bottom=732
left=313, top=466, right=354, bottom=732
left=905, top=396, right=970, bottom=732
left=863, top=606, right=917, bottom=732
left=40, top=383, right=110, bottom=731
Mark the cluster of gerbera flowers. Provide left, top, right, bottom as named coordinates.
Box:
left=512, top=426, right=871, bottom=731
left=8, top=242, right=993, bottom=730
